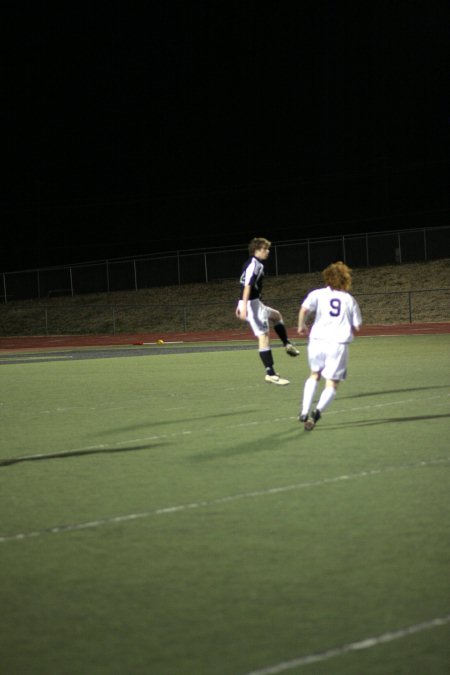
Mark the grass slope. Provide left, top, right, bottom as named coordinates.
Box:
left=0, top=258, right=449, bottom=335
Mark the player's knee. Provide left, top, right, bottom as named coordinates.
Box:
left=270, top=310, right=282, bottom=323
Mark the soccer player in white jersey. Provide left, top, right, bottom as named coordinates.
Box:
left=297, top=261, right=362, bottom=429
left=236, top=237, right=300, bottom=385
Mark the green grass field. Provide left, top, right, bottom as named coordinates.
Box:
left=1, top=335, right=449, bottom=675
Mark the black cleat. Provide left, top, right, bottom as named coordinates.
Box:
left=304, top=409, right=321, bottom=431
left=298, top=414, right=309, bottom=424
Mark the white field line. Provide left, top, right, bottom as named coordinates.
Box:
left=0, top=457, right=448, bottom=544
left=22, top=391, right=450, bottom=419
left=242, top=614, right=450, bottom=675
left=1, top=390, right=448, bottom=419
left=14, top=388, right=450, bottom=424
left=1, top=392, right=449, bottom=464
left=0, top=355, right=74, bottom=363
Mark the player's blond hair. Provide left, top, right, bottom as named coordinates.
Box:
left=249, top=237, right=271, bottom=256
left=322, top=261, right=353, bottom=291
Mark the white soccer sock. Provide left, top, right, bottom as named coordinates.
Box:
left=301, top=377, right=318, bottom=416
left=316, top=386, right=336, bottom=412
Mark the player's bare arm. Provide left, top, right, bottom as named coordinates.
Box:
left=297, top=306, right=309, bottom=336
left=236, top=284, right=251, bottom=320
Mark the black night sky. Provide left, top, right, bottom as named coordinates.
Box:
left=2, top=1, right=449, bottom=272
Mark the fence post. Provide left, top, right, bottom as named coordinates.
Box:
left=112, top=306, right=116, bottom=335
left=408, top=291, right=412, bottom=323
left=395, top=232, right=402, bottom=264
left=204, top=253, right=208, bottom=283
left=106, top=260, right=110, bottom=293
left=183, top=306, right=187, bottom=331
left=44, top=307, right=49, bottom=335
left=2, top=273, right=6, bottom=304
left=133, top=259, right=138, bottom=291
left=69, top=267, right=74, bottom=296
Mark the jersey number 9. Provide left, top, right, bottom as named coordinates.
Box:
left=329, top=298, right=341, bottom=317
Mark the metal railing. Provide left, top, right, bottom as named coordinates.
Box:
left=2, top=225, right=450, bottom=303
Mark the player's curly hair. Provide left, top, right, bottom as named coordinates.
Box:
left=322, top=261, right=353, bottom=291
left=249, top=237, right=271, bottom=256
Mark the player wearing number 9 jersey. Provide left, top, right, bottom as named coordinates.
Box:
left=297, top=261, right=362, bottom=430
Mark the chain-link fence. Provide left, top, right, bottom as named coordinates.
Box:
left=1, top=288, right=449, bottom=336
left=2, top=225, right=449, bottom=303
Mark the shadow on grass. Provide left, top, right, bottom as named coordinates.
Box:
left=88, top=409, right=262, bottom=437
left=340, top=384, right=450, bottom=399
left=187, top=428, right=302, bottom=462
left=0, top=443, right=161, bottom=467
left=321, top=412, right=450, bottom=430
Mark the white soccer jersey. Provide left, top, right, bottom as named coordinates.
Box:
left=302, top=286, right=362, bottom=343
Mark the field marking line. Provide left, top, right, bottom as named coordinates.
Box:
left=0, top=391, right=449, bottom=463
left=0, top=390, right=450, bottom=426
left=0, top=431, right=193, bottom=467
left=1, top=457, right=448, bottom=544
left=0, top=431, right=193, bottom=466
left=242, top=613, right=450, bottom=674
left=0, top=355, right=74, bottom=363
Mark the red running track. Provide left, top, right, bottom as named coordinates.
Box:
left=0, top=323, right=449, bottom=351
